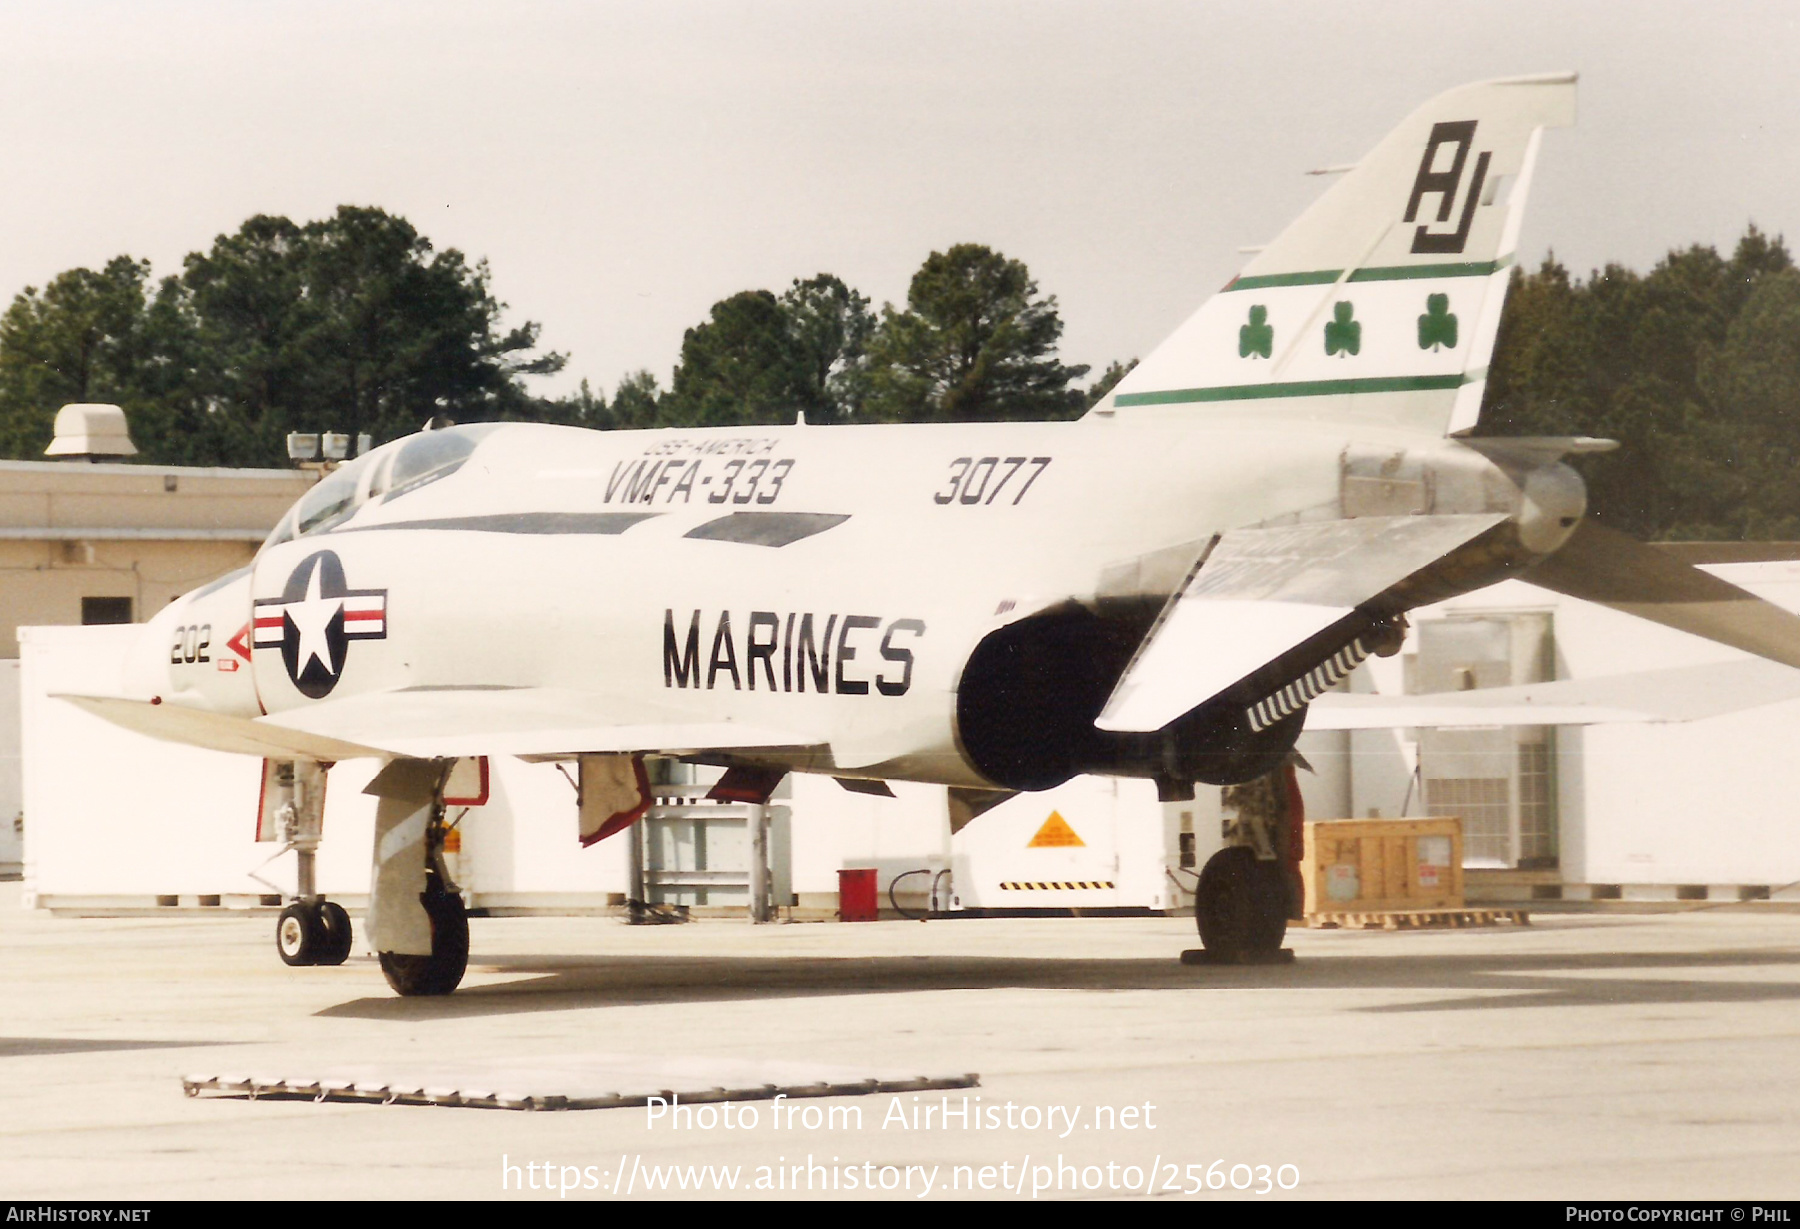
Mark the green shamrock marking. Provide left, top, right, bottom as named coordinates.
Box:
left=1239, top=304, right=1273, bottom=359
left=1323, top=301, right=1361, bottom=357
left=1418, top=293, right=1458, bottom=351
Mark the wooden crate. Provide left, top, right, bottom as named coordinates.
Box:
left=1300, top=817, right=1463, bottom=915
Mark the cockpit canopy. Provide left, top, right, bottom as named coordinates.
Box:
left=260, top=423, right=501, bottom=553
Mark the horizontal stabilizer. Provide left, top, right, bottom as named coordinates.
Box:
left=1307, top=658, right=1800, bottom=730
left=1649, top=541, right=1800, bottom=566
left=1526, top=522, right=1800, bottom=669
left=1096, top=513, right=1507, bottom=733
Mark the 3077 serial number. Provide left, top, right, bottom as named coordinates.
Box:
left=933, top=456, right=1051, bottom=506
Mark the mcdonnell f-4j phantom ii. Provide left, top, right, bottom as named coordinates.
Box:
left=63, top=74, right=1800, bottom=994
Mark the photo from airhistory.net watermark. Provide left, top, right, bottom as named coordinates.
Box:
left=499, top=1093, right=1303, bottom=1199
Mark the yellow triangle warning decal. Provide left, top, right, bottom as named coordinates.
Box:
left=1028, top=811, right=1085, bottom=848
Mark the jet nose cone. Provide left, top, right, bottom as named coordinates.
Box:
left=123, top=600, right=184, bottom=701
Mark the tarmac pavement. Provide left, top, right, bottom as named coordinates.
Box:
left=3, top=882, right=1800, bottom=1201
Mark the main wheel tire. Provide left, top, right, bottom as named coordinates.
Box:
left=315, top=901, right=354, bottom=967
left=1195, top=847, right=1289, bottom=960
left=276, top=903, right=323, bottom=967
left=378, top=891, right=469, bottom=996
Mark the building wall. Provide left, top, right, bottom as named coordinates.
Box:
left=0, top=539, right=256, bottom=656
left=0, top=661, right=18, bottom=873
left=0, top=459, right=311, bottom=870
left=787, top=773, right=948, bottom=909
left=0, top=458, right=311, bottom=659
left=1348, top=565, right=1800, bottom=888
left=0, top=459, right=307, bottom=531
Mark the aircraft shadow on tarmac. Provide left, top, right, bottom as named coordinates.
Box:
left=0, top=1038, right=225, bottom=1059
left=314, top=944, right=1800, bottom=1021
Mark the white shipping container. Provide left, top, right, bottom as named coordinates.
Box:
left=18, top=625, right=630, bottom=912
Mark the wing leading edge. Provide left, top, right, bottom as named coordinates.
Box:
left=56, top=687, right=821, bottom=762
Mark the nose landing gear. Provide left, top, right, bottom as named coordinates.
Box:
left=275, top=899, right=354, bottom=967
left=268, top=760, right=355, bottom=968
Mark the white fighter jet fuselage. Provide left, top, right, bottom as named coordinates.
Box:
left=131, top=412, right=1582, bottom=796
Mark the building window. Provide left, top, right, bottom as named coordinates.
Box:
left=1424, top=775, right=1512, bottom=864
left=81, top=596, right=133, bottom=625
left=1414, top=612, right=1559, bottom=869
left=1517, top=742, right=1556, bottom=864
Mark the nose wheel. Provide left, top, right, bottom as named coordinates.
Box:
left=266, top=761, right=352, bottom=968
left=275, top=899, right=354, bottom=967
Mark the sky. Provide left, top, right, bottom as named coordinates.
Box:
left=0, top=0, right=1796, bottom=403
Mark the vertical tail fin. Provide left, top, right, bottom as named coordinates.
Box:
left=1093, top=74, right=1576, bottom=435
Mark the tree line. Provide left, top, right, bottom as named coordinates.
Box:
left=0, top=206, right=1793, bottom=540
left=607, top=253, right=1116, bottom=430
left=0, top=209, right=564, bottom=467
left=1480, top=225, right=1798, bottom=540
left=0, top=210, right=1121, bottom=467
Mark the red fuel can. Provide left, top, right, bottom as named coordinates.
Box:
left=838, top=868, right=879, bottom=922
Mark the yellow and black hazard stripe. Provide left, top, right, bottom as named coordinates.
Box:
left=999, top=881, right=1116, bottom=891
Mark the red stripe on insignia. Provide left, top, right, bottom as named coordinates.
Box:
left=343, top=610, right=383, bottom=622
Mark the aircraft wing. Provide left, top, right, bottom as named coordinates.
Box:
left=58, top=688, right=821, bottom=762
left=57, top=693, right=389, bottom=761
left=1305, top=658, right=1800, bottom=729
left=1096, top=513, right=1507, bottom=733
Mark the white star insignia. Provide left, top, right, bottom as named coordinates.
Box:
left=285, top=562, right=342, bottom=677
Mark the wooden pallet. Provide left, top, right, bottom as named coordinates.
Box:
left=1296, top=907, right=1530, bottom=931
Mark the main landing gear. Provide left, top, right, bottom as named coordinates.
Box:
left=367, top=759, right=470, bottom=997
left=1190, top=761, right=1304, bottom=964
left=377, top=872, right=469, bottom=997
left=1194, top=847, right=1290, bottom=961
